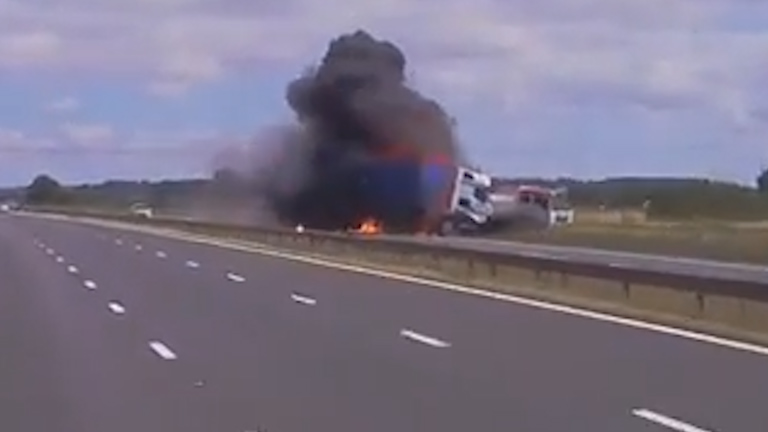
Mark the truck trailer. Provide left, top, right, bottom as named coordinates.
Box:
left=351, top=151, right=494, bottom=235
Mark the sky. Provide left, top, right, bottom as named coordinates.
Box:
left=0, top=0, right=767, bottom=187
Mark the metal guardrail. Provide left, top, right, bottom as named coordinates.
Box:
left=22, top=205, right=768, bottom=338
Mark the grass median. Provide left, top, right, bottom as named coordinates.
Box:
left=490, top=220, right=768, bottom=265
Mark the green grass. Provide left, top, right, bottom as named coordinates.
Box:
left=492, top=221, right=768, bottom=265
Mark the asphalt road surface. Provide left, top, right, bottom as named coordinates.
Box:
left=406, top=235, right=768, bottom=284
left=3, top=213, right=768, bottom=432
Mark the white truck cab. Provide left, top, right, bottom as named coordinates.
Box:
left=441, top=167, right=495, bottom=234
left=129, top=203, right=153, bottom=218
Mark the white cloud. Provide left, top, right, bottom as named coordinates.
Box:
left=0, top=1, right=760, bottom=109
left=45, top=96, right=80, bottom=113
left=0, top=128, right=25, bottom=144
left=126, top=129, right=222, bottom=148
left=59, top=122, right=114, bottom=145
left=0, top=128, right=30, bottom=157
left=0, top=30, right=61, bottom=67
left=147, top=80, right=189, bottom=97
left=0, top=128, right=58, bottom=153
left=148, top=50, right=225, bottom=96
left=0, top=126, right=223, bottom=157
left=0, top=0, right=765, bottom=146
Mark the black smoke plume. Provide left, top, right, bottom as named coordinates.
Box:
left=219, top=30, right=465, bottom=231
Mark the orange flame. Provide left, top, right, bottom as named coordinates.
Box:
left=354, top=218, right=383, bottom=235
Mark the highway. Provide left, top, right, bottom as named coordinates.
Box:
left=3, top=213, right=768, bottom=432
left=155, top=210, right=768, bottom=283
left=410, top=235, right=768, bottom=284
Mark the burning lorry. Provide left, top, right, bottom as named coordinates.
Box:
left=255, top=134, right=570, bottom=237
left=344, top=157, right=573, bottom=236
left=348, top=150, right=494, bottom=236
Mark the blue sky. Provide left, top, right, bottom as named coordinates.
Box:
left=0, top=0, right=767, bottom=187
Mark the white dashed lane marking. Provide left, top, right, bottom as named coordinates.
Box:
left=632, top=409, right=713, bottom=432
left=107, top=302, right=126, bottom=315
left=135, top=244, right=143, bottom=251
left=226, top=272, right=245, bottom=283
left=291, top=293, right=317, bottom=306
left=185, top=260, right=200, bottom=268
left=55, top=256, right=64, bottom=263
left=155, top=251, right=167, bottom=258
left=148, top=341, right=177, bottom=360
left=115, top=238, right=123, bottom=245
left=67, top=265, right=79, bottom=274
left=83, top=280, right=97, bottom=290
left=400, top=329, right=451, bottom=348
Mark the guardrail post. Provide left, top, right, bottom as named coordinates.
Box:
left=696, top=292, right=705, bottom=315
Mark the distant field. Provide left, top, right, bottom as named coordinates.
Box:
left=572, top=208, right=768, bottom=230
left=494, top=209, right=768, bottom=265
left=572, top=209, right=649, bottom=225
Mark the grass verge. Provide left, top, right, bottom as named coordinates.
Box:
left=491, top=222, right=768, bottom=265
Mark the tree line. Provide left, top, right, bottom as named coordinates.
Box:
left=15, top=167, right=768, bottom=222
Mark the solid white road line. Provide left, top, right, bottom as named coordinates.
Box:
left=83, top=280, right=97, bottom=290
left=215, top=240, right=768, bottom=356
left=400, top=329, right=451, bottom=348
left=226, top=272, right=245, bottom=282
left=67, top=265, right=78, bottom=274
left=107, top=302, right=126, bottom=315
left=155, top=251, right=167, bottom=258
left=185, top=260, right=200, bottom=268
left=40, top=213, right=768, bottom=357
left=632, top=409, right=713, bottom=432
left=291, top=293, right=317, bottom=306
left=148, top=341, right=177, bottom=360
